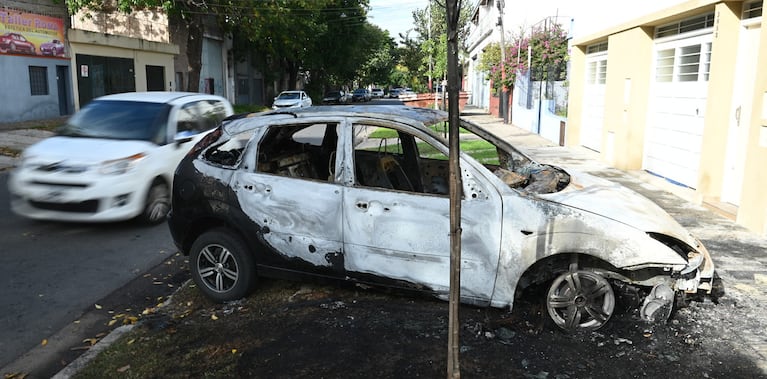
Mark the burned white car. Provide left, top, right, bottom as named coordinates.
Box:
left=168, top=105, right=716, bottom=332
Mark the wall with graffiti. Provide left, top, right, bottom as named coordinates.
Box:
left=0, top=8, right=66, bottom=57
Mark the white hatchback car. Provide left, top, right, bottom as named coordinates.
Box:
left=272, top=90, right=312, bottom=110
left=8, top=92, right=233, bottom=223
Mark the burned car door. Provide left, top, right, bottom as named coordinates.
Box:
left=232, top=122, right=345, bottom=275
left=340, top=121, right=503, bottom=304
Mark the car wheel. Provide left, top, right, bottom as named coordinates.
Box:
left=139, top=180, right=170, bottom=224
left=546, top=269, right=615, bottom=332
left=190, top=229, right=256, bottom=302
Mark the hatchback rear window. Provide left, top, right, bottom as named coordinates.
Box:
left=58, top=100, right=171, bottom=143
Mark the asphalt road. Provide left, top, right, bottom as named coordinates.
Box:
left=0, top=172, right=183, bottom=375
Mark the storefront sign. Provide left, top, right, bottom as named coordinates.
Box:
left=0, top=8, right=67, bottom=57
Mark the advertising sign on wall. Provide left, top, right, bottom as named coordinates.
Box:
left=0, top=8, right=66, bottom=57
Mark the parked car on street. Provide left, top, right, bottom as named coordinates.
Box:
left=352, top=88, right=371, bottom=102
left=0, top=32, right=36, bottom=54
left=371, top=88, right=384, bottom=99
left=322, top=91, right=350, bottom=105
left=8, top=92, right=233, bottom=223
left=272, top=90, right=312, bottom=110
left=388, top=88, right=402, bottom=98
left=40, top=39, right=65, bottom=56
left=167, top=105, right=717, bottom=333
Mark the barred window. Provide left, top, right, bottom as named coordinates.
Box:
left=29, top=66, right=49, bottom=96
left=743, top=1, right=762, bottom=19
left=655, top=12, right=714, bottom=38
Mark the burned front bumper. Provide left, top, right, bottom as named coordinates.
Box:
left=641, top=240, right=716, bottom=321
left=674, top=239, right=716, bottom=294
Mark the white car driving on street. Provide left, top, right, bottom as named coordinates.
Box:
left=8, top=91, right=233, bottom=223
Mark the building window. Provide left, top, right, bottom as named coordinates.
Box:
left=743, top=1, right=762, bottom=19
left=586, top=60, right=607, bottom=85
left=655, top=42, right=711, bottom=83
left=29, top=66, right=49, bottom=96
left=586, top=41, right=608, bottom=54
left=655, top=49, right=675, bottom=82
left=655, top=12, right=715, bottom=38
left=678, top=45, right=701, bottom=82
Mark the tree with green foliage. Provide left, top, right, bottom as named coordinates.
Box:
left=411, top=0, right=472, bottom=92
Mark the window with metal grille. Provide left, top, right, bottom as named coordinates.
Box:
left=586, top=41, right=608, bottom=54
left=29, top=66, right=49, bottom=96
left=744, top=1, right=762, bottom=19
left=655, top=12, right=715, bottom=38
left=655, top=42, right=711, bottom=83
left=587, top=60, right=607, bottom=85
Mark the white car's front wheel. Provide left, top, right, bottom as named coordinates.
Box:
left=139, top=180, right=170, bottom=224
left=546, top=270, right=615, bottom=332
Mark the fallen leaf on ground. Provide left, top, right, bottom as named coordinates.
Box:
left=41, top=339, right=47, bottom=347
left=117, top=365, right=130, bottom=373
left=83, top=338, right=99, bottom=346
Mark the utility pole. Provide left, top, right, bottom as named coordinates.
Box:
left=497, top=0, right=508, bottom=123
left=445, top=0, right=463, bottom=377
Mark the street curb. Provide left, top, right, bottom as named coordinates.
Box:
left=51, top=325, right=135, bottom=379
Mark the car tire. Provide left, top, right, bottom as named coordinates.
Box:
left=545, top=269, right=615, bottom=332
left=139, top=179, right=170, bottom=224
left=190, top=229, right=256, bottom=302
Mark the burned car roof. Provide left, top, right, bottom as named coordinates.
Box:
left=226, top=104, right=448, bottom=128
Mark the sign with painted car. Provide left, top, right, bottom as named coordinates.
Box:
left=0, top=8, right=66, bottom=57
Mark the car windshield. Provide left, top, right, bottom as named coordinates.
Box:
left=278, top=92, right=300, bottom=100
left=57, top=100, right=171, bottom=143
left=325, top=92, right=341, bottom=97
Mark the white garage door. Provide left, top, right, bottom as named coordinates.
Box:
left=644, top=21, right=713, bottom=189
left=580, top=46, right=608, bottom=152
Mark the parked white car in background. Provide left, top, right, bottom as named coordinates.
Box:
left=272, top=90, right=312, bottom=109
left=8, top=91, right=233, bottom=224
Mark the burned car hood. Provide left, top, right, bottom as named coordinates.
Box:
left=539, top=169, right=696, bottom=246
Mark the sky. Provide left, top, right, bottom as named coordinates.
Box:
left=367, top=0, right=684, bottom=43
left=367, top=0, right=429, bottom=40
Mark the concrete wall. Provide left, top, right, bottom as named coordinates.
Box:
left=71, top=8, right=169, bottom=43
left=68, top=29, right=178, bottom=109
left=739, top=1, right=767, bottom=235
left=0, top=56, right=69, bottom=122
left=1, top=0, right=71, bottom=123
left=601, top=27, right=654, bottom=170
left=567, top=0, right=767, bottom=236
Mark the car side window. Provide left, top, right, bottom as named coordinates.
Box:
left=177, top=100, right=229, bottom=137
left=256, top=123, right=338, bottom=182
left=352, top=125, right=448, bottom=196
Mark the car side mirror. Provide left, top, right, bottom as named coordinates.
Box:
left=174, top=130, right=196, bottom=146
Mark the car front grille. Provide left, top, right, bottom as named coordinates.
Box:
left=29, top=199, right=99, bottom=213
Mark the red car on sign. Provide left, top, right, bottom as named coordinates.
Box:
left=0, top=33, right=36, bottom=54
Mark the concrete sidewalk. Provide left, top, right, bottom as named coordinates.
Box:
left=0, top=129, right=54, bottom=171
